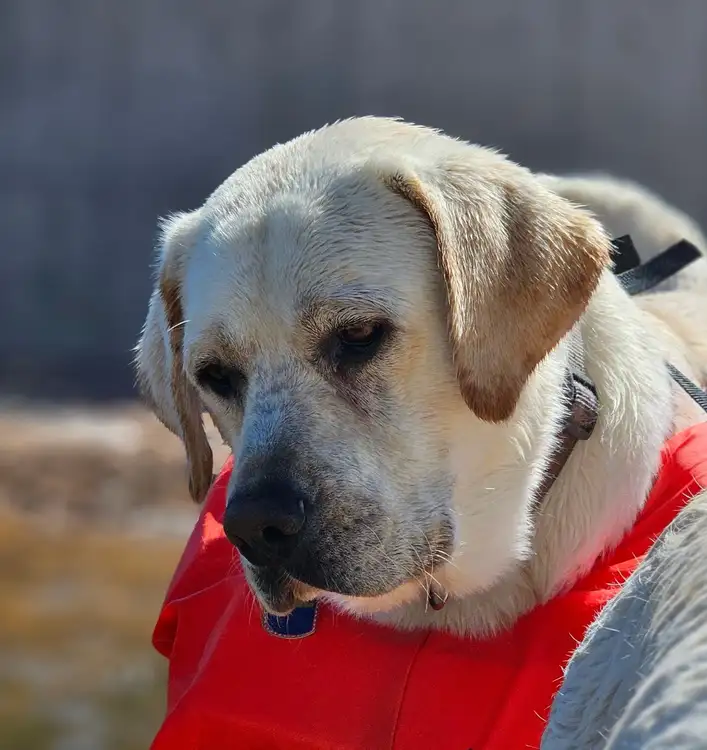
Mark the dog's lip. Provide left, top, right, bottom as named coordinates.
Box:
left=256, top=582, right=300, bottom=616
left=245, top=565, right=319, bottom=615
left=260, top=591, right=318, bottom=617
left=243, top=520, right=456, bottom=606
left=261, top=600, right=298, bottom=616
left=253, top=562, right=411, bottom=604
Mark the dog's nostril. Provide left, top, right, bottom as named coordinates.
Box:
left=223, top=484, right=306, bottom=564
left=262, top=525, right=289, bottom=545
left=264, top=504, right=305, bottom=540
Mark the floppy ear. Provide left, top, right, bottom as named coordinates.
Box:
left=381, top=152, right=610, bottom=422
left=134, top=211, right=213, bottom=502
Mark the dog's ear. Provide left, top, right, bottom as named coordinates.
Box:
left=381, top=152, right=610, bottom=422
left=135, top=211, right=213, bottom=502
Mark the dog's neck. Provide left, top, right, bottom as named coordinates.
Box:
left=370, top=273, right=682, bottom=637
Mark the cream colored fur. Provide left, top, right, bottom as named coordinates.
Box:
left=538, top=173, right=707, bottom=279
left=540, top=173, right=707, bottom=388
left=135, top=118, right=707, bottom=637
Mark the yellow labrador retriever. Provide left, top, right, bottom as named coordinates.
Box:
left=135, top=117, right=707, bottom=637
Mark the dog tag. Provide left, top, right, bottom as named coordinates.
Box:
left=263, top=602, right=318, bottom=639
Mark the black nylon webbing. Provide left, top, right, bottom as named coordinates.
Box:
left=667, top=363, right=707, bottom=412
left=612, top=235, right=707, bottom=412
left=535, top=330, right=598, bottom=504
left=616, top=238, right=702, bottom=296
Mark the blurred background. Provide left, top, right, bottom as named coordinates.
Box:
left=1, top=1, right=705, bottom=748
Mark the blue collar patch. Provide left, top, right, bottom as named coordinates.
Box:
left=263, top=602, right=318, bottom=639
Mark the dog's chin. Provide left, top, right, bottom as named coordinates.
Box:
left=243, top=567, right=316, bottom=616
left=242, top=524, right=456, bottom=615
left=245, top=562, right=429, bottom=617
left=253, top=579, right=423, bottom=618
left=244, top=542, right=457, bottom=617
left=257, top=587, right=302, bottom=616
left=243, top=560, right=407, bottom=614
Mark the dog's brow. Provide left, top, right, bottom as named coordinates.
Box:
left=298, top=283, right=403, bottom=325
left=186, top=326, right=247, bottom=374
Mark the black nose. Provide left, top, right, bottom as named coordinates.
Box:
left=222, top=477, right=307, bottom=567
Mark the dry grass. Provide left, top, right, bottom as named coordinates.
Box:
left=0, top=405, right=228, bottom=750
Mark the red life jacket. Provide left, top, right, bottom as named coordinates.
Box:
left=150, top=423, right=707, bottom=750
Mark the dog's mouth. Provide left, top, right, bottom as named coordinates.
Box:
left=243, top=525, right=455, bottom=616
left=244, top=566, right=319, bottom=615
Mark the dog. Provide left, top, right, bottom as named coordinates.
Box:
left=135, top=117, right=707, bottom=638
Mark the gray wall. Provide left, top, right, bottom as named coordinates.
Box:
left=2, top=0, right=706, bottom=400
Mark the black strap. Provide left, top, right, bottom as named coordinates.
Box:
left=535, top=330, right=598, bottom=504
left=611, top=234, right=642, bottom=275
left=667, top=363, right=707, bottom=412
left=616, top=238, right=702, bottom=296
left=612, top=234, right=707, bottom=412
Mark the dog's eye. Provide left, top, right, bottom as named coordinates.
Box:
left=195, top=362, right=247, bottom=402
left=333, top=321, right=388, bottom=367
left=338, top=323, right=381, bottom=347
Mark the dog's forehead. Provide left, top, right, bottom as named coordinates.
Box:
left=187, top=180, right=440, bottom=346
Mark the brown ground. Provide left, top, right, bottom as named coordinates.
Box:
left=0, top=405, right=229, bottom=750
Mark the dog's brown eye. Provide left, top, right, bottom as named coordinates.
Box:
left=332, top=321, right=388, bottom=368
left=196, top=362, right=247, bottom=402
left=338, top=323, right=380, bottom=347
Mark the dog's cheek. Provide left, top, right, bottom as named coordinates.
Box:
left=305, top=499, right=401, bottom=595
left=309, top=479, right=452, bottom=596
left=330, top=361, right=397, bottom=425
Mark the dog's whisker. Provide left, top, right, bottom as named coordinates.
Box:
left=167, top=318, right=190, bottom=333
left=424, top=567, right=443, bottom=591
left=421, top=530, right=435, bottom=566
left=433, top=549, right=461, bottom=572
left=412, top=572, right=430, bottom=602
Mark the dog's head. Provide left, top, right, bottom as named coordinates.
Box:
left=135, top=118, right=609, bottom=615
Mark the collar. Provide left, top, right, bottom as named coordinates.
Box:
left=534, top=330, right=598, bottom=503
left=536, top=235, right=706, bottom=505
